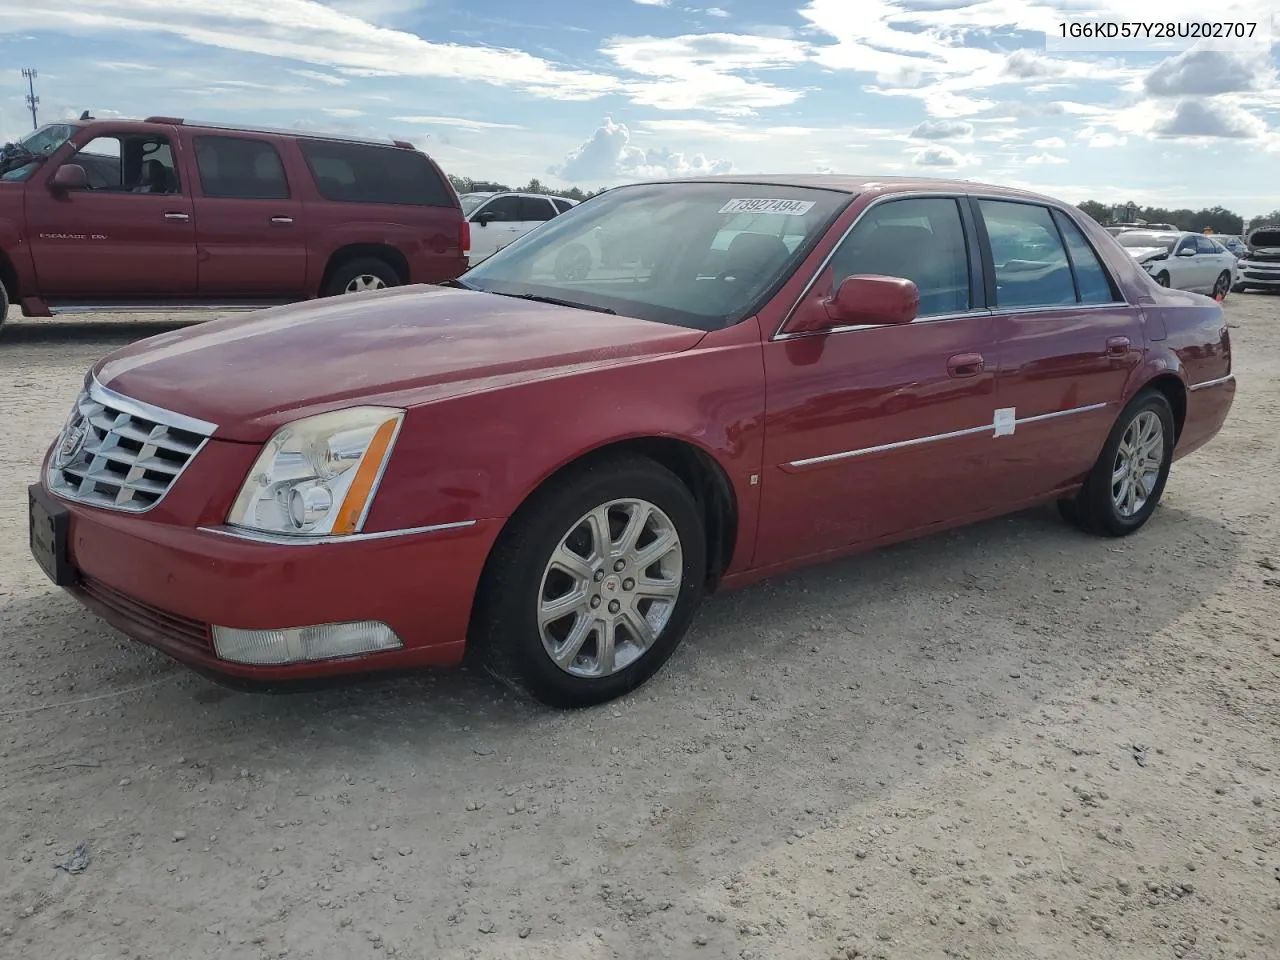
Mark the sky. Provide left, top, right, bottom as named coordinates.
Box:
left=0, top=0, right=1277, bottom=216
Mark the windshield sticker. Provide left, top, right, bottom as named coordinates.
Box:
left=718, top=198, right=816, bottom=216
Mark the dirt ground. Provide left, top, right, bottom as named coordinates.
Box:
left=1, top=296, right=1277, bottom=960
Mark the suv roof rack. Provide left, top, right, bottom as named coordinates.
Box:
left=142, top=116, right=414, bottom=149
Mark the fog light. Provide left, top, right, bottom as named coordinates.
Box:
left=211, top=620, right=403, bottom=665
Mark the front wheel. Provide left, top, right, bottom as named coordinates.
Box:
left=1213, top=271, right=1231, bottom=300
left=1154, top=271, right=1171, bottom=288
left=0, top=278, right=9, bottom=335
left=1057, top=389, right=1175, bottom=537
left=470, top=457, right=707, bottom=708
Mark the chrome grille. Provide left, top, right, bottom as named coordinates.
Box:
left=46, top=378, right=217, bottom=513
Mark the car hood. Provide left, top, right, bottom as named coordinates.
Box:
left=1123, top=246, right=1168, bottom=261
left=93, top=285, right=708, bottom=442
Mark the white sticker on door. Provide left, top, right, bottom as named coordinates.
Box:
left=718, top=198, right=816, bottom=216
left=993, top=407, right=1016, bottom=437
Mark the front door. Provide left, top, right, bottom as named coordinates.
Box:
left=756, top=195, right=1001, bottom=567
left=26, top=130, right=197, bottom=297
left=467, top=194, right=524, bottom=263
left=973, top=198, right=1144, bottom=502
left=189, top=134, right=307, bottom=296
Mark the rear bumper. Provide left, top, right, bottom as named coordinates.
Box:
left=47, top=489, right=501, bottom=680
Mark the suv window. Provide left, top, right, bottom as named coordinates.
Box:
left=829, top=197, right=971, bottom=317
left=518, top=196, right=556, bottom=222
left=1050, top=209, right=1120, bottom=304
left=551, top=197, right=573, bottom=214
left=193, top=136, right=289, bottom=200
left=978, top=200, right=1075, bottom=308
left=69, top=135, right=179, bottom=193
left=298, top=139, right=452, bottom=207
left=474, top=195, right=522, bottom=222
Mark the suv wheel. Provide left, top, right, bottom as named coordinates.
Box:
left=324, top=257, right=401, bottom=297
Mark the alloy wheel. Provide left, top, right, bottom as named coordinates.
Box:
left=537, top=498, right=683, bottom=678
left=344, top=274, right=388, bottom=293
left=1111, top=411, right=1164, bottom=519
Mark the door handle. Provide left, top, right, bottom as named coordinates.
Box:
left=1107, top=336, right=1131, bottom=355
left=270, top=216, right=294, bottom=224
left=946, top=352, right=984, bottom=379
left=163, top=212, right=189, bottom=221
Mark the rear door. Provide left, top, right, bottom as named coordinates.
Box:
left=25, top=127, right=196, bottom=297
left=514, top=195, right=558, bottom=244
left=976, top=199, right=1144, bottom=503
left=188, top=133, right=307, bottom=296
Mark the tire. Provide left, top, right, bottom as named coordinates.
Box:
left=553, top=243, right=593, bottom=282
left=0, top=278, right=9, bottom=335
left=1212, top=271, right=1231, bottom=300
left=322, top=257, right=401, bottom=297
left=470, top=456, right=707, bottom=708
left=1057, top=388, right=1175, bottom=537
left=1154, top=271, right=1171, bottom=288
left=1231, top=283, right=1247, bottom=293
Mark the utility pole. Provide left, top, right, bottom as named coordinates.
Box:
left=21, top=68, right=39, bottom=129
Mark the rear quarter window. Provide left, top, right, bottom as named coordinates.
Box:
left=297, top=139, right=454, bottom=207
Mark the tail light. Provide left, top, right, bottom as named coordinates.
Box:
left=459, top=220, right=470, bottom=255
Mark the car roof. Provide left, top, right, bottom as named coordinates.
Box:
left=620, top=173, right=1077, bottom=205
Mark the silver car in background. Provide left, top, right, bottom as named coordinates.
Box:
left=1115, top=229, right=1237, bottom=298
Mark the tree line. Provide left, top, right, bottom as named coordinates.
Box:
left=448, top=174, right=608, bottom=202
left=1076, top=200, right=1280, bottom=235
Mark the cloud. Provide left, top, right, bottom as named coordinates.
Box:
left=552, top=117, right=732, bottom=183
left=1152, top=99, right=1267, bottom=139
left=705, top=7, right=730, bottom=16
left=5, top=0, right=623, bottom=100
left=393, top=115, right=527, bottom=130
left=290, top=68, right=349, bottom=87
left=602, top=33, right=810, bottom=115
left=632, top=0, right=670, bottom=5
left=1025, top=153, right=1067, bottom=164
left=1144, top=49, right=1273, bottom=97
left=1003, top=50, right=1064, bottom=80
left=912, top=144, right=975, bottom=167
left=1032, top=136, right=1066, bottom=148
left=1078, top=128, right=1128, bottom=148
left=909, top=118, right=973, bottom=140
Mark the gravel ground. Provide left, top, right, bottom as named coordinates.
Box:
left=1, top=297, right=1278, bottom=960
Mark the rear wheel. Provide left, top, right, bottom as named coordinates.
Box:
left=323, top=257, right=401, bottom=297
left=470, top=456, right=707, bottom=708
left=1213, top=271, right=1231, bottom=300
left=1057, top=389, right=1175, bottom=537
left=0, top=278, right=9, bottom=334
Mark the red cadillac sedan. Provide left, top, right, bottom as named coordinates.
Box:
left=28, top=175, right=1236, bottom=708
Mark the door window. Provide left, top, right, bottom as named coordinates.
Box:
left=473, top=195, right=522, bottom=222
left=193, top=136, right=290, bottom=199
left=1194, top=235, right=1218, bottom=254
left=517, top=197, right=556, bottom=222
left=829, top=196, right=971, bottom=317
left=1050, top=209, right=1120, bottom=304
left=1174, top=237, right=1197, bottom=256
left=551, top=197, right=574, bottom=214
left=978, top=200, right=1077, bottom=308
left=68, top=135, right=180, bottom=193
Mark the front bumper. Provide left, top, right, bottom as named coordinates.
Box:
left=30, top=481, right=501, bottom=681
left=1236, top=262, right=1280, bottom=287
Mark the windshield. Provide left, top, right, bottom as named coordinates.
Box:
left=460, top=181, right=851, bottom=329
left=459, top=193, right=492, bottom=215
left=1, top=122, right=80, bottom=182
left=1117, top=232, right=1176, bottom=251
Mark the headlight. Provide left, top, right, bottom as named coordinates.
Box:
left=227, top=406, right=404, bottom=537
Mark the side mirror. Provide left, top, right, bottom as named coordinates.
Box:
left=1176, top=247, right=1196, bottom=257
left=51, top=163, right=88, bottom=191
left=474, top=211, right=495, bottom=227
left=821, top=274, right=919, bottom=328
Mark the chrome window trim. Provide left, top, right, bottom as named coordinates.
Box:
left=90, top=376, right=219, bottom=437
left=1188, top=374, right=1235, bottom=392
left=784, top=401, right=1109, bottom=469
left=772, top=190, right=1132, bottom=342
left=198, top=519, right=478, bottom=545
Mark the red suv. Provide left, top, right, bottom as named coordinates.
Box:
left=0, top=116, right=468, bottom=326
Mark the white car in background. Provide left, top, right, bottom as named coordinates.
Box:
left=1233, top=225, right=1280, bottom=293
left=464, top=192, right=578, bottom=265
left=1114, top=230, right=1237, bottom=299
